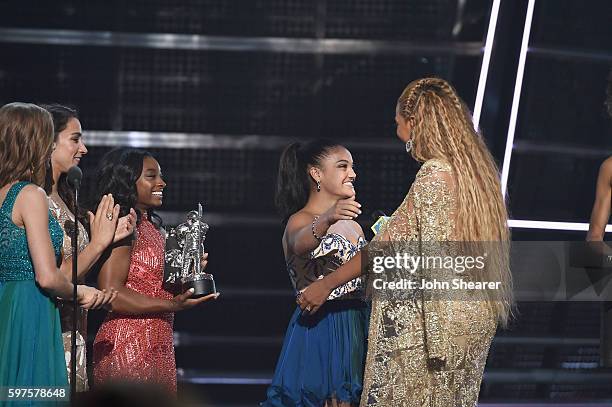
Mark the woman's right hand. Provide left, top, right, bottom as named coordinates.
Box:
left=113, top=208, right=137, bottom=243
left=170, top=288, right=219, bottom=312
left=297, top=279, right=332, bottom=315
left=88, top=194, right=120, bottom=251
left=320, top=195, right=362, bottom=225
left=76, top=285, right=117, bottom=309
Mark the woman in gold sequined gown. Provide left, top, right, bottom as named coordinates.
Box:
left=43, top=105, right=136, bottom=391
left=298, top=78, right=512, bottom=407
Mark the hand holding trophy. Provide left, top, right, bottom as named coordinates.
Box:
left=164, top=203, right=217, bottom=298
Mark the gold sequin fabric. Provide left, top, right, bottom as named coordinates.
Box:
left=361, top=159, right=497, bottom=407
left=93, top=218, right=176, bottom=393
left=48, top=194, right=89, bottom=392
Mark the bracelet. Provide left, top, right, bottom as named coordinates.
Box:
left=312, top=216, right=323, bottom=241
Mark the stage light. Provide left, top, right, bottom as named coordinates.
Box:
left=509, top=219, right=612, bottom=232
left=473, top=0, right=501, bottom=130
left=501, top=0, right=536, bottom=197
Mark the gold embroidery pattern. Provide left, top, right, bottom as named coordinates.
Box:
left=361, top=159, right=496, bottom=407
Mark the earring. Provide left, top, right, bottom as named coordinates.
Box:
left=316, top=180, right=321, bottom=192
left=405, top=140, right=413, bottom=153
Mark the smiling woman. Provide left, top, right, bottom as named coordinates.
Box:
left=298, top=78, right=512, bottom=407
left=0, top=102, right=109, bottom=399
left=42, top=104, right=130, bottom=392
left=262, top=140, right=368, bottom=407
left=90, top=148, right=218, bottom=394
left=136, top=156, right=167, bottom=209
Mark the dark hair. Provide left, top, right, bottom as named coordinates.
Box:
left=40, top=104, right=88, bottom=225
left=274, top=139, right=342, bottom=222
left=92, top=147, right=162, bottom=228
left=41, top=104, right=78, bottom=136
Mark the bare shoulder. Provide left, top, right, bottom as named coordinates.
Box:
left=599, top=156, right=612, bottom=176
left=14, top=184, right=47, bottom=209
left=344, top=219, right=364, bottom=237
left=109, top=244, right=132, bottom=258
left=11, top=184, right=48, bottom=227
left=17, top=183, right=46, bottom=197
left=285, top=210, right=315, bottom=234
left=327, top=219, right=364, bottom=239
left=101, top=242, right=133, bottom=270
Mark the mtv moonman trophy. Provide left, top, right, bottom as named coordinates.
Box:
left=164, top=203, right=216, bottom=298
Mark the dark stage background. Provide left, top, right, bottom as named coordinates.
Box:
left=1, top=0, right=612, bottom=405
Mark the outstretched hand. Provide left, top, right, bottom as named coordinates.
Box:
left=171, top=287, right=219, bottom=312
left=320, top=195, right=362, bottom=225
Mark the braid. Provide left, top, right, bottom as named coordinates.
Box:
left=398, top=77, right=467, bottom=121
left=395, top=76, right=513, bottom=326
left=399, top=78, right=428, bottom=118
left=435, top=79, right=466, bottom=115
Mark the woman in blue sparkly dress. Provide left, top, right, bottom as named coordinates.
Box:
left=0, top=103, right=111, bottom=398
left=262, top=140, right=368, bottom=407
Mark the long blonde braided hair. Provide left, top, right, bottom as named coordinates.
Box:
left=398, top=77, right=513, bottom=326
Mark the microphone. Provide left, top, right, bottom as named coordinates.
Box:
left=66, top=166, right=82, bottom=190
left=63, top=219, right=76, bottom=237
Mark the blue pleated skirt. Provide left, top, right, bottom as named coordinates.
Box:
left=262, top=299, right=369, bottom=407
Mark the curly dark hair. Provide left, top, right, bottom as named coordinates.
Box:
left=92, top=147, right=162, bottom=228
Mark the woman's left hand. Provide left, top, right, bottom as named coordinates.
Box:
left=296, top=279, right=332, bottom=314
left=113, top=208, right=137, bottom=243
left=76, top=285, right=118, bottom=310
left=95, top=288, right=118, bottom=310
left=88, top=194, right=120, bottom=249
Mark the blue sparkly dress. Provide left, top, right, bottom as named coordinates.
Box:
left=262, top=232, right=369, bottom=407
left=0, top=182, right=68, bottom=396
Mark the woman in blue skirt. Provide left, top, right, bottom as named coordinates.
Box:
left=262, top=140, right=368, bottom=407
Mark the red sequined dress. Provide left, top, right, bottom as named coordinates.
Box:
left=93, top=217, right=176, bottom=393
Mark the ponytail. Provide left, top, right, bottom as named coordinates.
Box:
left=274, top=139, right=342, bottom=223
left=275, top=142, right=308, bottom=223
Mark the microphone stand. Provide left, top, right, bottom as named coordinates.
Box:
left=67, top=166, right=82, bottom=405
left=70, top=185, right=78, bottom=405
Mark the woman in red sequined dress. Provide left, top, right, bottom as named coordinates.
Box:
left=92, top=148, right=219, bottom=393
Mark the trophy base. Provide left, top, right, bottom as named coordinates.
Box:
left=183, top=273, right=216, bottom=298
